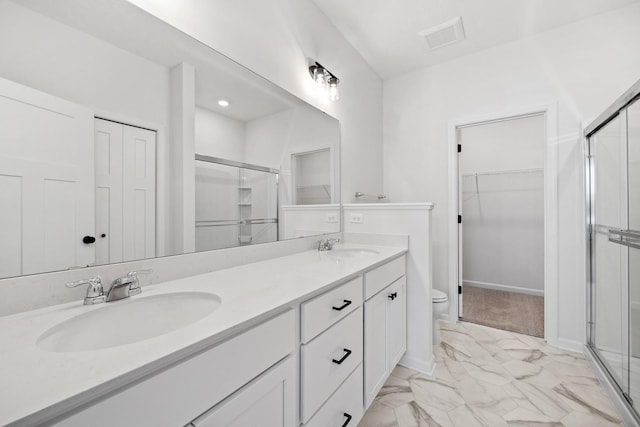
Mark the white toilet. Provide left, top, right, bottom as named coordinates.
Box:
left=432, top=289, right=449, bottom=345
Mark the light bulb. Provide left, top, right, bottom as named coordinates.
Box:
left=328, top=77, right=339, bottom=101
left=312, top=66, right=326, bottom=85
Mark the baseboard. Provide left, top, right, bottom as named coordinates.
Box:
left=399, top=353, right=435, bottom=376
left=548, top=337, right=584, bottom=354
left=438, top=313, right=452, bottom=323
left=463, top=280, right=544, bottom=297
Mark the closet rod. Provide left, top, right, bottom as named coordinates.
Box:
left=461, top=167, right=543, bottom=177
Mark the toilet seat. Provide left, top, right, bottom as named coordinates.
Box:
left=432, top=289, right=448, bottom=303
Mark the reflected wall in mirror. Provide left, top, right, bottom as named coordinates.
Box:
left=0, top=0, right=340, bottom=280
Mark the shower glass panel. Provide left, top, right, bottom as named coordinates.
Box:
left=628, top=98, right=640, bottom=411
left=587, top=81, right=640, bottom=423
left=238, top=168, right=278, bottom=246
left=195, top=160, right=278, bottom=251
left=590, top=114, right=629, bottom=394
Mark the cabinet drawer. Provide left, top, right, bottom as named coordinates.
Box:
left=304, top=364, right=363, bottom=427
left=364, top=255, right=406, bottom=300
left=301, top=276, right=362, bottom=343
left=300, top=307, right=363, bottom=422
left=54, top=310, right=295, bottom=427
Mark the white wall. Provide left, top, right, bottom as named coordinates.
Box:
left=244, top=109, right=294, bottom=170
left=195, top=107, right=246, bottom=162
left=126, top=0, right=384, bottom=202
left=279, top=205, right=340, bottom=239
left=460, top=116, right=545, bottom=295
left=0, top=2, right=170, bottom=127
left=245, top=105, right=341, bottom=208
left=459, top=116, right=545, bottom=173
left=383, top=3, right=640, bottom=348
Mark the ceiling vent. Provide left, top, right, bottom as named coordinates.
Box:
left=418, top=16, right=465, bottom=50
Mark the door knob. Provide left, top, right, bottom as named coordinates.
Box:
left=82, top=235, right=96, bottom=244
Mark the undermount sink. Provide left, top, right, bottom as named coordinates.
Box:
left=37, top=292, right=221, bottom=352
left=325, top=248, right=380, bottom=258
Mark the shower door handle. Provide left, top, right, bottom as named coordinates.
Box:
left=608, top=229, right=640, bottom=250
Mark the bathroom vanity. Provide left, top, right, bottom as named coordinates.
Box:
left=0, top=243, right=407, bottom=427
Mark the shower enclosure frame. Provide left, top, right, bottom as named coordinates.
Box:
left=194, top=154, right=279, bottom=248
left=584, top=78, right=640, bottom=426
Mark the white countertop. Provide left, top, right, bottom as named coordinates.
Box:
left=0, top=243, right=406, bottom=426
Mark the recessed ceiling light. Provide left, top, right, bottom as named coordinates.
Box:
left=218, top=100, right=230, bottom=107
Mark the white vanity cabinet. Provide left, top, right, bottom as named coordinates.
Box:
left=188, top=356, right=296, bottom=427
left=53, top=310, right=296, bottom=427
left=363, top=257, right=407, bottom=407
left=300, top=277, right=364, bottom=426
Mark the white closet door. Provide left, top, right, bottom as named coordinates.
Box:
left=94, top=119, right=124, bottom=265
left=94, top=119, right=156, bottom=264
left=122, top=124, right=156, bottom=261
left=0, top=77, right=94, bottom=277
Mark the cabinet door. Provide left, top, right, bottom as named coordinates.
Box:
left=364, top=289, right=389, bottom=407
left=192, top=356, right=296, bottom=427
left=388, top=277, right=407, bottom=367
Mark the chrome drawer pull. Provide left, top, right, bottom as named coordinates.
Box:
left=332, top=348, right=352, bottom=365
left=332, top=299, right=352, bottom=311
left=341, top=412, right=353, bottom=426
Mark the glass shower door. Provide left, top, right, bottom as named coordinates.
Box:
left=589, top=113, right=630, bottom=397
left=627, top=98, right=640, bottom=410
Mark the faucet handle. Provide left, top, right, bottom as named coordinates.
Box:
left=327, top=238, right=340, bottom=249
left=127, top=269, right=153, bottom=278
left=66, top=276, right=106, bottom=305
left=126, top=269, right=153, bottom=295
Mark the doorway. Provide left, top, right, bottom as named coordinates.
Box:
left=457, top=114, right=545, bottom=337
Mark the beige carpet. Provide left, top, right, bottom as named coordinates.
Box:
left=462, top=285, right=544, bottom=338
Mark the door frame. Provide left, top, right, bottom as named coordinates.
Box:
left=447, top=103, right=559, bottom=342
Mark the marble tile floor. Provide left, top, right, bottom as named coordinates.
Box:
left=359, top=321, right=624, bottom=427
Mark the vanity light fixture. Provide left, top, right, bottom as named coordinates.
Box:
left=308, top=60, right=340, bottom=101
left=218, top=99, right=230, bottom=107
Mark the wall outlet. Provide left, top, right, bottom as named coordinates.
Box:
left=350, top=213, right=364, bottom=224
left=326, top=213, right=338, bottom=223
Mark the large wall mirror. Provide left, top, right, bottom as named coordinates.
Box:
left=0, top=0, right=341, bottom=280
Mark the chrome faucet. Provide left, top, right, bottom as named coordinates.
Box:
left=66, top=270, right=152, bottom=305
left=318, top=238, right=340, bottom=251
left=105, top=270, right=153, bottom=302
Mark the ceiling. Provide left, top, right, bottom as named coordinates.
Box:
left=16, top=0, right=297, bottom=122
left=312, top=0, right=640, bottom=78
